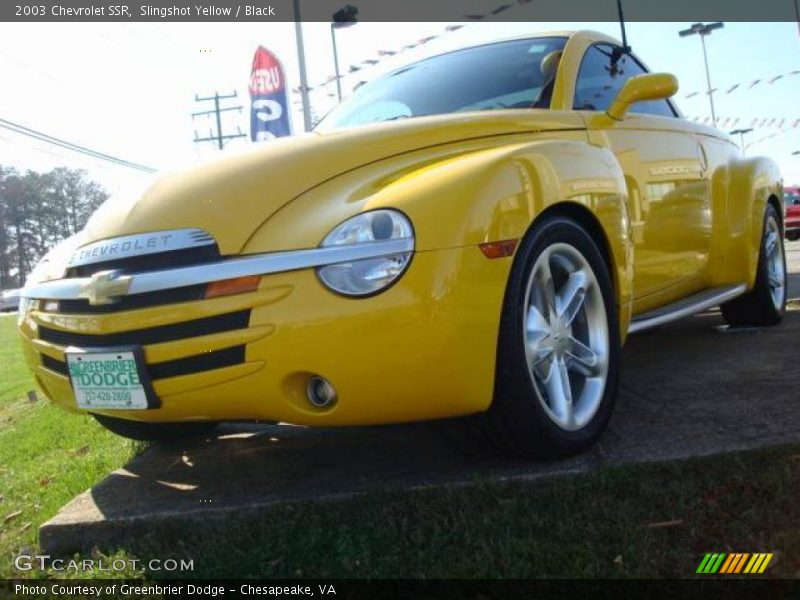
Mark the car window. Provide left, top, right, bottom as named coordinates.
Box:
left=785, top=193, right=800, bottom=205
left=316, top=37, right=568, bottom=131
left=574, top=44, right=677, bottom=118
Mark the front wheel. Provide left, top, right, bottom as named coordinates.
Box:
left=93, top=414, right=217, bottom=442
left=721, top=204, right=786, bottom=327
left=482, top=215, right=621, bottom=459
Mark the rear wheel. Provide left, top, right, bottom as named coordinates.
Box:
left=721, top=205, right=786, bottom=327
left=480, top=215, right=620, bottom=459
left=93, top=414, right=216, bottom=442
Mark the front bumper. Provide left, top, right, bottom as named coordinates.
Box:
left=18, top=245, right=512, bottom=426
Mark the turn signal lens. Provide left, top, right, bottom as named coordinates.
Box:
left=479, top=239, right=518, bottom=259
left=204, top=275, right=261, bottom=299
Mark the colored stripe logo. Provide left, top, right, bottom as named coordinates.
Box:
left=696, top=553, right=773, bottom=574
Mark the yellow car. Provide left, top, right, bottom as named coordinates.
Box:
left=19, top=30, right=786, bottom=458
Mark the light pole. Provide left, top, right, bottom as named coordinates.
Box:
left=292, top=0, right=312, bottom=132
left=795, top=0, right=800, bottom=37
left=331, top=5, right=358, bottom=102
left=679, top=22, right=724, bottom=128
left=730, top=128, right=753, bottom=156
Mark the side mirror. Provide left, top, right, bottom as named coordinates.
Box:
left=606, top=73, right=678, bottom=121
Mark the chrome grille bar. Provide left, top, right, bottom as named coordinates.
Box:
left=23, top=238, right=414, bottom=302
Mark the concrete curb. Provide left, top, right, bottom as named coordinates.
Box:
left=37, top=248, right=800, bottom=555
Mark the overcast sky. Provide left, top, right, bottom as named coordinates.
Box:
left=0, top=19, right=798, bottom=196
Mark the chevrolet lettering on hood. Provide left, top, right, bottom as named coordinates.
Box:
left=68, top=229, right=215, bottom=268
left=17, top=30, right=786, bottom=459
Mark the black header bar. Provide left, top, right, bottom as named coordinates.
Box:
left=3, top=0, right=800, bottom=22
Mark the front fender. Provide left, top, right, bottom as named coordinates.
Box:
left=244, top=135, right=633, bottom=331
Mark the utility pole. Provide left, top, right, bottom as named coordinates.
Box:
left=678, top=22, right=724, bottom=128
left=192, top=91, right=246, bottom=150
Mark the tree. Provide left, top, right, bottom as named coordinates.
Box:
left=0, top=166, right=108, bottom=288
left=0, top=166, right=16, bottom=287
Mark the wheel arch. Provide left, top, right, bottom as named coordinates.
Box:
left=523, top=200, right=632, bottom=339
left=768, top=194, right=783, bottom=229
left=717, top=156, right=784, bottom=289
left=531, top=202, right=616, bottom=295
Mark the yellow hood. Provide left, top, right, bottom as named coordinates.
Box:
left=84, top=110, right=584, bottom=255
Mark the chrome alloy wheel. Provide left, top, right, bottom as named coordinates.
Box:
left=522, top=243, right=609, bottom=431
left=765, top=215, right=786, bottom=310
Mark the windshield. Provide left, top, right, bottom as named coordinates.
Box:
left=316, top=37, right=568, bottom=131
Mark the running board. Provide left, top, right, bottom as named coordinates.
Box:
left=628, top=284, right=747, bottom=334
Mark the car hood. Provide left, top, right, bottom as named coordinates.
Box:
left=82, top=110, right=584, bottom=255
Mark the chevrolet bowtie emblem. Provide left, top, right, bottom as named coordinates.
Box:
left=78, top=270, right=133, bottom=305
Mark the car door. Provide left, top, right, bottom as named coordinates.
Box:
left=576, top=44, right=712, bottom=309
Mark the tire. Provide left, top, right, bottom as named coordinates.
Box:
left=721, top=204, right=786, bottom=327
left=479, top=215, right=621, bottom=459
left=787, top=232, right=799, bottom=242
left=92, top=414, right=217, bottom=442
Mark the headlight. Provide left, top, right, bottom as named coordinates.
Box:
left=25, top=258, right=62, bottom=286
left=317, top=209, right=414, bottom=296
left=17, top=297, right=35, bottom=327
left=24, top=233, right=82, bottom=286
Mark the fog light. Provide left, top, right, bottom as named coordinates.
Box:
left=306, top=376, right=337, bottom=408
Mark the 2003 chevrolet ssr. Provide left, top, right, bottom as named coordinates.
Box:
left=18, top=31, right=786, bottom=457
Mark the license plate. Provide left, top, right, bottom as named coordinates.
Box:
left=66, top=347, right=156, bottom=410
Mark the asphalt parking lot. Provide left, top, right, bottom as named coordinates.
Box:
left=39, top=241, right=800, bottom=554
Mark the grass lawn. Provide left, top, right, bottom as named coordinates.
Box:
left=1, top=313, right=798, bottom=579
left=0, top=315, right=140, bottom=578
left=125, top=443, right=800, bottom=579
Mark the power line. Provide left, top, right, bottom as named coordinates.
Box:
left=0, top=133, right=151, bottom=181
left=0, top=118, right=157, bottom=173
left=192, top=91, right=246, bottom=150
left=0, top=133, right=115, bottom=170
